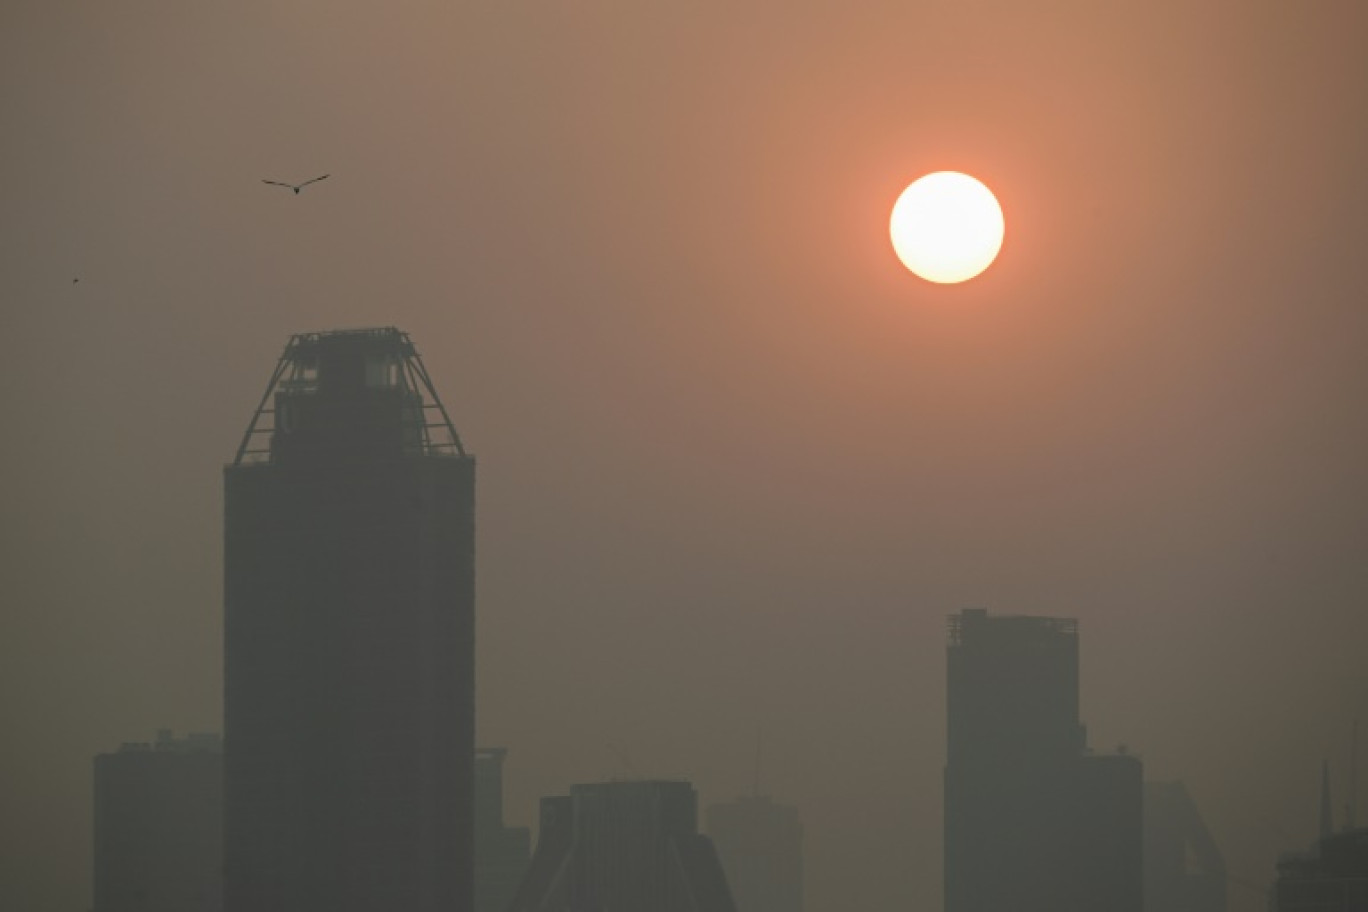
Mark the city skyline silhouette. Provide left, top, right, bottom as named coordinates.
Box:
left=4, top=4, right=1368, bottom=911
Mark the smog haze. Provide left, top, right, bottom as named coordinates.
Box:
left=3, top=3, right=1367, bottom=910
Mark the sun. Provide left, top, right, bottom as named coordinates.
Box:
left=890, top=172, right=1004, bottom=284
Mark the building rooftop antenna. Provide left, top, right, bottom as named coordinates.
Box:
left=753, top=726, right=762, bottom=799
left=1320, top=759, right=1333, bottom=840
left=607, top=743, right=637, bottom=781
left=1350, top=717, right=1359, bottom=831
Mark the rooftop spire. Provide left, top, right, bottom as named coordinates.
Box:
left=1350, top=718, right=1359, bottom=831
left=1320, top=759, right=1333, bottom=841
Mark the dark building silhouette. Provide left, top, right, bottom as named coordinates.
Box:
left=1144, top=781, right=1226, bottom=912
left=475, top=748, right=531, bottom=912
left=92, top=730, right=223, bottom=912
left=224, top=328, right=475, bottom=912
left=706, top=794, right=803, bottom=912
left=1274, top=829, right=1368, bottom=911
left=1273, top=766, right=1368, bottom=911
left=944, top=608, right=1142, bottom=912
left=509, top=780, right=738, bottom=912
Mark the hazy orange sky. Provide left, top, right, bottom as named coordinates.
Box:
left=3, top=2, right=1367, bottom=910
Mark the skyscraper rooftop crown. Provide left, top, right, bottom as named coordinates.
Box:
left=232, top=326, right=467, bottom=465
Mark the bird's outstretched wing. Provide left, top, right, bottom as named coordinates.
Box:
left=298, top=174, right=330, bottom=188
left=262, top=180, right=294, bottom=188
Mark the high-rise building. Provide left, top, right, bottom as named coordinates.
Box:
left=1144, top=781, right=1226, bottom=912
left=475, top=748, right=531, bottom=912
left=224, top=328, right=475, bottom=912
left=92, top=730, right=223, bottom=912
left=944, top=608, right=1142, bottom=912
left=509, top=780, right=738, bottom=912
left=706, top=795, right=803, bottom=912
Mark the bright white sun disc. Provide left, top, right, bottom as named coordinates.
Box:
left=890, top=172, right=1004, bottom=284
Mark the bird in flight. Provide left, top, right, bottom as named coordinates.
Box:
left=262, top=174, right=329, bottom=194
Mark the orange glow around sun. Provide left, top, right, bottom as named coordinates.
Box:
left=890, top=172, right=1004, bottom=284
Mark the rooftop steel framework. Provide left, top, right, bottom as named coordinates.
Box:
left=232, top=326, right=466, bottom=465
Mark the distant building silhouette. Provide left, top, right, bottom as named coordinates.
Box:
left=508, top=780, right=737, bottom=912
left=1273, top=765, right=1368, bottom=911
left=223, top=328, right=475, bottom=912
left=706, top=795, right=803, bottom=912
left=93, top=730, right=223, bottom=912
left=475, top=748, right=531, bottom=912
left=1144, top=781, right=1226, bottom=912
left=944, top=608, right=1142, bottom=912
left=1274, top=829, right=1368, bottom=911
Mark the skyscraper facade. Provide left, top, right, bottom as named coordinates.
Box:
left=944, top=608, right=1141, bottom=912
left=224, top=328, right=475, bottom=912
left=92, top=730, right=223, bottom=912
left=706, top=795, right=804, bottom=912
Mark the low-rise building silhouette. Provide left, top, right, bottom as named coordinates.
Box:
left=93, top=730, right=223, bottom=912
left=509, top=780, right=737, bottom=912
left=1273, top=764, right=1367, bottom=911
left=1274, top=829, right=1368, bottom=911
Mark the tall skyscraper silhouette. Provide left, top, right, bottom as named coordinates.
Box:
left=224, top=328, right=475, bottom=912
left=93, top=731, right=223, bottom=912
left=944, top=608, right=1141, bottom=912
